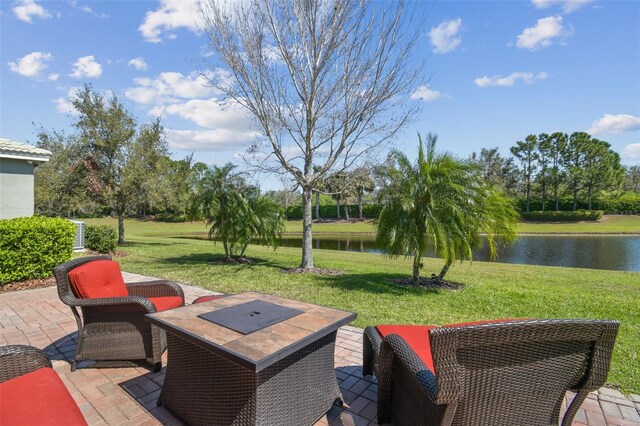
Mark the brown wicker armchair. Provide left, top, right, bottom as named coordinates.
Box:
left=53, top=256, right=185, bottom=372
left=364, top=319, right=619, bottom=426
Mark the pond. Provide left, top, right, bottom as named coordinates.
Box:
left=191, top=234, right=640, bottom=272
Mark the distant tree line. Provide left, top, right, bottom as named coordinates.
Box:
left=473, top=132, right=633, bottom=213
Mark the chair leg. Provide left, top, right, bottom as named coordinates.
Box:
left=561, top=390, right=589, bottom=426
left=152, top=362, right=162, bottom=373
left=363, top=332, right=374, bottom=376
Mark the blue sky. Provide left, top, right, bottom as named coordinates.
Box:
left=1, top=0, right=639, bottom=190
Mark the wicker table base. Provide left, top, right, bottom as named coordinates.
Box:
left=159, top=331, right=342, bottom=426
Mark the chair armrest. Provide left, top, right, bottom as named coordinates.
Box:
left=0, top=345, right=52, bottom=383
left=378, top=334, right=440, bottom=403
left=69, top=295, right=157, bottom=313
left=126, top=280, right=184, bottom=300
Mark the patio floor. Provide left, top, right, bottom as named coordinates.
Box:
left=1, top=274, right=639, bottom=426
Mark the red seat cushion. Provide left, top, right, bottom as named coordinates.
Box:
left=68, top=260, right=128, bottom=299
left=0, top=367, right=87, bottom=426
left=192, top=295, right=226, bottom=304
left=376, top=325, right=439, bottom=373
left=148, top=296, right=184, bottom=312
left=443, top=318, right=527, bottom=328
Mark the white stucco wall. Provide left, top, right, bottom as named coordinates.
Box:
left=0, top=158, right=35, bottom=219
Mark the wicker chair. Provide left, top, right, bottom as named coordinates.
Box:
left=363, top=319, right=619, bottom=426
left=53, top=256, right=184, bottom=372
left=0, top=345, right=87, bottom=425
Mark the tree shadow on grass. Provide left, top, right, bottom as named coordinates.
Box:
left=158, top=252, right=290, bottom=271
left=125, top=241, right=182, bottom=248
left=303, top=271, right=459, bottom=297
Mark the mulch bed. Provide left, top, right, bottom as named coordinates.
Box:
left=282, top=267, right=344, bottom=276
left=210, top=257, right=255, bottom=265
left=391, top=277, right=464, bottom=290
left=0, top=277, right=56, bottom=293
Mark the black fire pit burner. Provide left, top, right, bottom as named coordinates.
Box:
left=198, top=300, right=303, bottom=334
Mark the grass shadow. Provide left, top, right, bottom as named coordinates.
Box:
left=159, top=252, right=290, bottom=271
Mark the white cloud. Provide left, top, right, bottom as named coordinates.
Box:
left=139, top=0, right=204, bottom=43
left=531, top=0, right=592, bottom=13
left=53, top=87, right=80, bottom=115
left=152, top=98, right=254, bottom=131
left=70, top=55, right=102, bottom=78
left=8, top=51, right=52, bottom=78
left=125, top=71, right=214, bottom=104
left=13, top=0, right=51, bottom=23
left=428, top=18, right=462, bottom=54
left=622, top=144, right=640, bottom=163
left=47, top=73, right=59, bottom=81
left=165, top=128, right=259, bottom=152
left=588, top=114, right=640, bottom=135
left=474, top=71, right=548, bottom=87
left=516, top=16, right=569, bottom=50
left=410, top=85, right=443, bottom=102
left=128, top=57, right=148, bottom=71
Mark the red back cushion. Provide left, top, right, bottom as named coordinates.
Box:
left=68, top=260, right=128, bottom=299
left=376, top=325, right=439, bottom=373
left=443, top=318, right=527, bottom=328
left=0, top=367, right=87, bottom=425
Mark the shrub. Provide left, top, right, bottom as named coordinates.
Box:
left=286, top=204, right=382, bottom=220
left=521, top=210, right=603, bottom=222
left=0, top=216, right=76, bottom=285
left=154, top=213, right=188, bottom=223
left=86, top=225, right=117, bottom=253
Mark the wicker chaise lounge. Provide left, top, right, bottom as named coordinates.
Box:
left=363, top=319, right=619, bottom=426
left=54, top=256, right=185, bottom=372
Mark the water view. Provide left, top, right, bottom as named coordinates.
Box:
left=195, top=234, right=640, bottom=272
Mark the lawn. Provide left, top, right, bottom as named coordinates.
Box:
left=86, top=218, right=639, bottom=393
left=283, top=215, right=640, bottom=234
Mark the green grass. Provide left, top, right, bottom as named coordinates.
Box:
left=84, top=215, right=640, bottom=237
left=284, top=215, right=640, bottom=234
left=85, top=218, right=640, bottom=393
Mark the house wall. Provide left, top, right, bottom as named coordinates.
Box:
left=0, top=158, right=35, bottom=219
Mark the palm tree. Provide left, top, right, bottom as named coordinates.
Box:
left=376, top=133, right=518, bottom=285
left=189, top=163, right=283, bottom=259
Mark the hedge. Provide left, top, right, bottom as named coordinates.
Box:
left=86, top=225, right=117, bottom=253
left=286, top=204, right=382, bottom=220
left=0, top=216, right=76, bottom=285
left=517, top=198, right=640, bottom=215
left=521, top=210, right=603, bottom=222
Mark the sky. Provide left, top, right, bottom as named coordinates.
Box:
left=1, top=0, right=639, bottom=190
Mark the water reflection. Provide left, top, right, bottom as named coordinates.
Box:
left=188, top=233, right=640, bottom=271
left=289, top=235, right=640, bottom=272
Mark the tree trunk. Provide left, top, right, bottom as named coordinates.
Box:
left=541, top=180, right=546, bottom=212
left=554, top=185, right=559, bottom=211
left=358, top=189, right=364, bottom=219
left=300, top=187, right=314, bottom=269
left=284, top=197, right=288, bottom=220
left=525, top=177, right=531, bottom=213
left=588, top=182, right=593, bottom=210
left=336, top=199, right=340, bottom=219
left=315, top=191, right=320, bottom=220
left=438, top=260, right=452, bottom=280
left=412, top=255, right=421, bottom=284
left=117, top=212, right=125, bottom=246
left=344, top=203, right=350, bottom=221
left=573, top=179, right=578, bottom=211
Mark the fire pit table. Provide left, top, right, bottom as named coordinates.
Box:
left=145, top=292, right=356, bottom=426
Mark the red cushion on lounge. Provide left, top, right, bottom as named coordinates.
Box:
left=148, top=296, right=184, bottom=312
left=68, top=260, right=128, bottom=299
left=0, top=367, right=87, bottom=426
left=443, top=318, right=527, bottom=328
left=192, top=295, right=226, bottom=304
left=376, top=325, right=439, bottom=373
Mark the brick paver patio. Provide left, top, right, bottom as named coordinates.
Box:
left=1, top=274, right=639, bottom=426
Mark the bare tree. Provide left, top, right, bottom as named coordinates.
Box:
left=200, top=0, right=422, bottom=269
